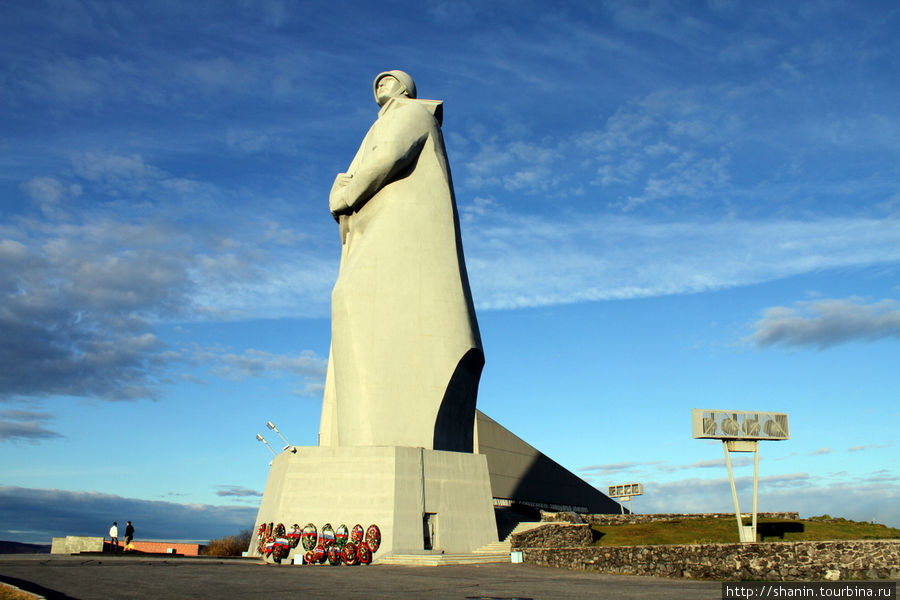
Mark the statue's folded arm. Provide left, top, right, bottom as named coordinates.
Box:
left=329, top=103, right=431, bottom=217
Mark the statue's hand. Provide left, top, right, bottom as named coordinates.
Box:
left=329, top=173, right=353, bottom=217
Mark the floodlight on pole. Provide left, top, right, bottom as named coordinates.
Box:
left=256, top=433, right=277, bottom=457
left=266, top=421, right=294, bottom=452
left=692, top=409, right=790, bottom=543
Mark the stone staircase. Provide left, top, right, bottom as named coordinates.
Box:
left=375, top=521, right=545, bottom=566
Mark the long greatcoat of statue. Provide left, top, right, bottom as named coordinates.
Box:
left=318, top=71, right=483, bottom=452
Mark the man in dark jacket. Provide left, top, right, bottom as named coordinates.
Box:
left=124, top=521, right=135, bottom=549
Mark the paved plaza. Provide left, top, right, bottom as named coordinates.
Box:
left=0, top=554, right=722, bottom=600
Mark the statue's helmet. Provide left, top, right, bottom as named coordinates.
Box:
left=373, top=70, right=417, bottom=103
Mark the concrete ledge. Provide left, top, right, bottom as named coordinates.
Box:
left=51, top=536, right=201, bottom=556
left=50, top=536, right=104, bottom=554
left=515, top=540, right=900, bottom=581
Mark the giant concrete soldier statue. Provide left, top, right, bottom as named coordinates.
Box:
left=319, top=70, right=483, bottom=452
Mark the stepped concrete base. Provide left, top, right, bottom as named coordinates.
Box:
left=376, top=552, right=510, bottom=566
left=374, top=521, right=548, bottom=566
left=251, top=446, right=498, bottom=558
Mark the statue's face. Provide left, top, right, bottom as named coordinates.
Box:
left=375, top=75, right=405, bottom=106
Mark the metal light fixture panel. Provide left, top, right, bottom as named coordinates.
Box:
left=692, top=409, right=789, bottom=440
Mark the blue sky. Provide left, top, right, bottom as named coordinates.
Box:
left=1, top=0, right=898, bottom=544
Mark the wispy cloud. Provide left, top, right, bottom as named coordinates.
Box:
left=215, top=485, right=262, bottom=498
left=71, top=152, right=163, bottom=183
left=21, top=55, right=128, bottom=105
left=20, top=176, right=82, bottom=219
left=185, top=347, right=327, bottom=393
left=586, top=88, right=740, bottom=210
left=579, top=455, right=757, bottom=478
left=14, top=33, right=313, bottom=111
left=463, top=215, right=900, bottom=311
left=579, top=461, right=665, bottom=474
left=459, top=84, right=741, bottom=207
left=749, top=297, right=900, bottom=349
left=0, top=410, right=63, bottom=442
left=847, top=442, right=894, bottom=452
left=859, top=469, right=899, bottom=484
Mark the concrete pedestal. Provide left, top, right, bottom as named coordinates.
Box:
left=250, top=446, right=498, bottom=558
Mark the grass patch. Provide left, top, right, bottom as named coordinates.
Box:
left=0, top=583, right=37, bottom=600
left=591, top=516, right=900, bottom=546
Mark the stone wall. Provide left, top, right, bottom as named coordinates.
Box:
left=539, top=511, right=584, bottom=524
left=511, top=524, right=592, bottom=548
left=512, top=526, right=899, bottom=581
left=568, top=512, right=800, bottom=525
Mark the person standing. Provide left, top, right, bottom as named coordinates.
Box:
left=108, top=522, right=119, bottom=552
left=124, top=521, right=134, bottom=550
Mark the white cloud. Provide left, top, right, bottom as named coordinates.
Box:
left=21, top=176, right=63, bottom=204
left=0, top=207, right=331, bottom=403
left=749, top=297, right=900, bottom=349
left=579, top=456, right=759, bottom=478
left=503, top=166, right=553, bottom=192
left=463, top=215, right=900, bottom=311
left=596, top=157, right=645, bottom=186
left=623, top=152, right=730, bottom=210
left=456, top=81, right=753, bottom=209
left=189, top=347, right=327, bottom=384
left=579, top=461, right=665, bottom=475
left=71, top=152, right=161, bottom=182
left=459, top=196, right=501, bottom=224
left=20, top=177, right=82, bottom=219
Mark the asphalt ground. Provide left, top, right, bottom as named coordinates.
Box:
left=0, top=554, right=722, bottom=600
